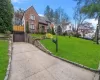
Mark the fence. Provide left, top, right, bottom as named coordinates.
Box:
left=0, top=34, right=10, bottom=40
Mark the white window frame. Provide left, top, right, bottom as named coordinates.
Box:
left=30, top=24, right=34, bottom=29
left=30, top=14, right=35, bottom=20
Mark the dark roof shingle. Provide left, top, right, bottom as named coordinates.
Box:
left=39, top=16, right=50, bottom=24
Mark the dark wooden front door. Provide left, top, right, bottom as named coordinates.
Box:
left=13, top=32, right=25, bottom=42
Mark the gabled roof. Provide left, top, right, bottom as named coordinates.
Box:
left=39, top=16, right=50, bottom=25
left=24, top=6, right=39, bottom=16
left=22, top=6, right=39, bottom=19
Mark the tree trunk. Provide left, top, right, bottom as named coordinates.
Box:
left=95, top=16, right=100, bottom=44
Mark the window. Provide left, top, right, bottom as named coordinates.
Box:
left=30, top=24, right=34, bottom=29
left=30, top=14, right=35, bottom=20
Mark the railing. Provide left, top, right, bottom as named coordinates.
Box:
left=13, top=26, right=24, bottom=32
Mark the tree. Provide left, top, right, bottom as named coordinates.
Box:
left=80, top=22, right=94, bottom=38
left=57, top=25, right=62, bottom=35
left=74, top=0, right=100, bottom=44
left=26, top=22, right=29, bottom=33
left=47, top=27, right=51, bottom=33
left=44, top=5, right=53, bottom=22
left=54, top=9, right=59, bottom=24
left=49, top=9, right=54, bottom=22
left=54, top=7, right=69, bottom=24
left=73, top=3, right=87, bottom=36
left=44, top=6, right=69, bottom=24
left=0, top=0, right=14, bottom=33
left=17, top=8, right=24, bottom=13
left=52, top=27, right=55, bottom=35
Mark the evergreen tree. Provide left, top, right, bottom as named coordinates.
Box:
left=52, top=27, right=55, bottom=35
left=26, top=22, right=29, bottom=33
left=0, top=0, right=14, bottom=33
left=44, top=5, right=54, bottom=22
left=44, top=5, right=51, bottom=21
left=47, top=27, right=51, bottom=33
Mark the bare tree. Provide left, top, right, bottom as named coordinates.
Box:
left=73, top=3, right=87, bottom=36
left=74, top=0, right=100, bottom=44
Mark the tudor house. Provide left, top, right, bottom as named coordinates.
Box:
left=14, top=6, right=51, bottom=33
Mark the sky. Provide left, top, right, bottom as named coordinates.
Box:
left=11, top=0, right=98, bottom=28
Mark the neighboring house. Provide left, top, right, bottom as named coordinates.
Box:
left=61, top=22, right=73, bottom=33
left=84, top=32, right=95, bottom=39
left=13, top=12, right=23, bottom=26
left=21, top=6, right=51, bottom=33
left=52, top=22, right=73, bottom=34
left=78, top=22, right=95, bottom=37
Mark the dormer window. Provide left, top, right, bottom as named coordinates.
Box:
left=30, top=14, right=35, bottom=20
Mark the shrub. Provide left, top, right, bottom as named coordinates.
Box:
left=63, top=31, right=68, bottom=36
left=4, top=30, right=11, bottom=37
left=72, top=32, right=81, bottom=37
left=46, top=33, right=53, bottom=39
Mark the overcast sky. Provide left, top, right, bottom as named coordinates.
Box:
left=11, top=0, right=98, bottom=28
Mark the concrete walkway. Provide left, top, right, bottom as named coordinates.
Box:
left=9, top=42, right=95, bottom=80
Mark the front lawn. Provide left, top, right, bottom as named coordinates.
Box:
left=40, top=36, right=100, bottom=69
left=0, top=40, right=8, bottom=80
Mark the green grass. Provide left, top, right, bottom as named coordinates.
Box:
left=0, top=40, right=8, bottom=80
left=40, top=36, right=100, bottom=69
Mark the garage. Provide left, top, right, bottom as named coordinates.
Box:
left=13, top=32, right=25, bottom=42
left=13, top=26, right=25, bottom=42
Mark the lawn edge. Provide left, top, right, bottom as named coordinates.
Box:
left=34, top=40, right=99, bottom=73
left=4, top=36, right=13, bottom=80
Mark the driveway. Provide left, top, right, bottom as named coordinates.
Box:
left=9, top=42, right=95, bottom=80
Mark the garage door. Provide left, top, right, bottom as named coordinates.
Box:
left=13, top=33, right=25, bottom=42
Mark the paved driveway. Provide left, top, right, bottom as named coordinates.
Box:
left=9, top=42, right=95, bottom=80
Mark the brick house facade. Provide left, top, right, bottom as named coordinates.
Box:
left=22, top=6, right=51, bottom=33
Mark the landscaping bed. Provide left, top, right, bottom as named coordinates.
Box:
left=40, top=36, right=100, bottom=69
left=0, top=40, right=8, bottom=80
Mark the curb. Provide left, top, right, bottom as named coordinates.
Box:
left=34, top=40, right=99, bottom=73
left=4, top=37, right=13, bottom=80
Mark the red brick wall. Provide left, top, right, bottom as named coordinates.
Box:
left=24, top=6, right=39, bottom=33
